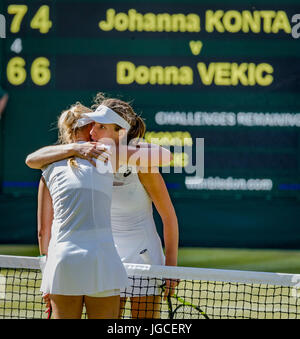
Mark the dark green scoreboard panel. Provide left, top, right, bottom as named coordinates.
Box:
left=0, top=0, right=300, bottom=247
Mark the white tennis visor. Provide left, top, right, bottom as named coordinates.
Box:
left=84, top=105, right=131, bottom=131
left=72, top=117, right=94, bottom=129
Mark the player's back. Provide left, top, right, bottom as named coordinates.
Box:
left=42, top=158, right=114, bottom=244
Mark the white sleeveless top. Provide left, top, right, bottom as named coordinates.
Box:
left=40, top=157, right=129, bottom=295
left=111, top=165, right=165, bottom=265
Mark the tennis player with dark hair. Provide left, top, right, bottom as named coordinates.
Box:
left=90, top=94, right=179, bottom=318
left=26, top=95, right=178, bottom=319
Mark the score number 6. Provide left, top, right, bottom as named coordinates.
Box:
left=7, top=57, right=51, bottom=86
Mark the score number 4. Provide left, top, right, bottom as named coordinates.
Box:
left=8, top=5, right=52, bottom=33
left=7, top=57, right=51, bottom=86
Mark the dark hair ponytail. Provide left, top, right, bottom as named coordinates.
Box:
left=128, top=115, right=146, bottom=144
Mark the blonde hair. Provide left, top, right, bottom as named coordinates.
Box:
left=57, top=102, right=93, bottom=167
left=58, top=102, right=93, bottom=144
left=92, top=93, right=146, bottom=144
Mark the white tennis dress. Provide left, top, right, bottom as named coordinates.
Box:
left=111, top=165, right=165, bottom=296
left=111, top=165, right=165, bottom=265
left=40, top=156, right=129, bottom=296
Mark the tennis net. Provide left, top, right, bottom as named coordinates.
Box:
left=1, top=254, right=300, bottom=319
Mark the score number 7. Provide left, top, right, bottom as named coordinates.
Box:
left=8, top=4, right=52, bottom=34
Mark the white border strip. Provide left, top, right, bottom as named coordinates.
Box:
left=0, top=255, right=40, bottom=270
left=0, top=255, right=299, bottom=287
left=125, top=263, right=300, bottom=287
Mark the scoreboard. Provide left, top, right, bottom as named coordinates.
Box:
left=0, top=0, right=300, bottom=247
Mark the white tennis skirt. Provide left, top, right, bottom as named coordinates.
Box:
left=41, top=238, right=129, bottom=296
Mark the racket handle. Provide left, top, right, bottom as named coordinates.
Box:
left=46, top=306, right=52, bottom=319
left=139, top=249, right=151, bottom=264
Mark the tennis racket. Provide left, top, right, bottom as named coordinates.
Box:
left=162, top=283, right=209, bottom=319
left=139, top=250, right=209, bottom=319
left=45, top=305, right=52, bottom=319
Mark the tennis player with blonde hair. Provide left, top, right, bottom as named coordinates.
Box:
left=27, top=101, right=172, bottom=319
left=26, top=95, right=178, bottom=319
